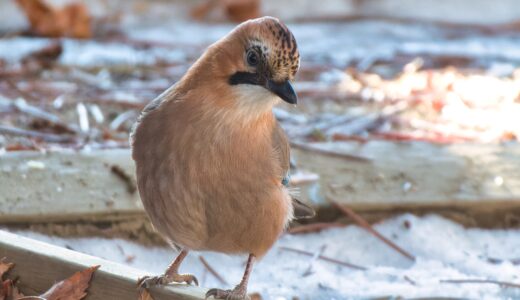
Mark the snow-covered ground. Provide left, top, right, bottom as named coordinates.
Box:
left=2, top=21, right=520, bottom=68
left=10, top=214, right=520, bottom=299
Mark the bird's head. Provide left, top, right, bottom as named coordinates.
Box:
left=194, top=17, right=299, bottom=116
left=227, top=17, right=299, bottom=105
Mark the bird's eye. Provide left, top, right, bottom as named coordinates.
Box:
left=246, top=50, right=259, bottom=67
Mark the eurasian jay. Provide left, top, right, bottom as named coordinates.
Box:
left=131, top=16, right=314, bottom=299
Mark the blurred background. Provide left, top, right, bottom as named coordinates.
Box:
left=1, top=0, right=520, bottom=299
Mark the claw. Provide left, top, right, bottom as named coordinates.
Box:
left=183, top=273, right=199, bottom=286
left=205, top=288, right=250, bottom=300
left=205, top=288, right=223, bottom=299
left=138, top=275, right=164, bottom=289
left=137, top=273, right=199, bottom=289
left=205, top=288, right=215, bottom=299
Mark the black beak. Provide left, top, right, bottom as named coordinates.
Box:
left=229, top=71, right=298, bottom=104
left=266, top=80, right=297, bottom=104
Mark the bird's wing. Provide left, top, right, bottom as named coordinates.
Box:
left=272, top=123, right=315, bottom=219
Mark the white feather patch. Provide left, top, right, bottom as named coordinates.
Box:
left=231, top=84, right=280, bottom=121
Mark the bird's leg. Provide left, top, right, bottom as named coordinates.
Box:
left=138, top=249, right=199, bottom=288
left=206, top=254, right=255, bottom=300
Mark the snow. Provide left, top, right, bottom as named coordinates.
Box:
left=10, top=214, right=520, bottom=299
left=126, top=20, right=520, bottom=68
left=2, top=20, right=520, bottom=68
left=0, top=38, right=187, bottom=67
left=0, top=38, right=51, bottom=63
left=59, top=40, right=187, bottom=67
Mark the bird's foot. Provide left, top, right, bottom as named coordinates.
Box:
left=205, top=287, right=250, bottom=300
left=138, top=273, right=199, bottom=289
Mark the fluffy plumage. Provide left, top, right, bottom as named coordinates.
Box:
left=132, top=16, right=313, bottom=299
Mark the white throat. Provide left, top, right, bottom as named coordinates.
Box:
left=230, top=84, right=280, bottom=120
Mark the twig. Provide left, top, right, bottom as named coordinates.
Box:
left=110, top=110, right=137, bottom=131
left=404, top=275, right=417, bottom=285
left=296, top=114, right=357, bottom=137
left=0, top=125, right=75, bottom=143
left=486, top=257, right=520, bottom=265
left=279, top=246, right=366, bottom=270
left=110, top=165, right=137, bottom=194
left=325, top=114, right=384, bottom=136
left=88, top=104, right=105, bottom=124
left=289, top=171, right=320, bottom=185
left=287, top=222, right=346, bottom=234
left=1, top=96, right=77, bottom=133
left=89, top=98, right=145, bottom=109
left=328, top=197, right=415, bottom=262
left=302, top=244, right=327, bottom=277
left=373, top=131, right=472, bottom=144
left=290, top=141, right=371, bottom=163
left=331, top=133, right=369, bottom=143
left=76, top=102, right=90, bottom=133
left=440, top=279, right=520, bottom=289
left=198, top=256, right=228, bottom=286
left=6, top=79, right=38, bottom=102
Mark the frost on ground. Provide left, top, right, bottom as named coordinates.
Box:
left=2, top=21, right=520, bottom=67
left=11, top=214, right=520, bottom=300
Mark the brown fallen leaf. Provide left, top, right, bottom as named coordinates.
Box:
left=249, top=292, right=263, bottom=300
left=190, top=0, right=218, bottom=20
left=10, top=283, right=24, bottom=300
left=0, top=280, right=8, bottom=300
left=0, top=258, right=14, bottom=279
left=1, top=279, right=25, bottom=300
left=191, top=0, right=260, bottom=23
left=224, top=0, right=260, bottom=23
left=21, top=41, right=63, bottom=68
left=0, top=259, right=23, bottom=300
left=138, top=288, right=155, bottom=300
left=40, top=265, right=100, bottom=300
left=16, top=0, right=91, bottom=38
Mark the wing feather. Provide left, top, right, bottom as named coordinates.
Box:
left=272, top=123, right=315, bottom=219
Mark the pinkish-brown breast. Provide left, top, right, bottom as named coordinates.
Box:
left=131, top=85, right=292, bottom=257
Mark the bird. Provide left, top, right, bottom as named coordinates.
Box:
left=131, top=16, right=314, bottom=300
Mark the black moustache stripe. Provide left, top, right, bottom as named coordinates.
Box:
left=228, top=72, right=260, bottom=86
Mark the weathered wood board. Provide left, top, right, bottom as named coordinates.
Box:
left=0, top=149, right=143, bottom=223
left=0, top=229, right=206, bottom=299
left=0, top=141, right=520, bottom=228
left=293, top=141, right=520, bottom=227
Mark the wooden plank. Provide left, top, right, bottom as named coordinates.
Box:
left=0, top=149, right=143, bottom=223
left=293, top=141, right=520, bottom=227
left=294, top=141, right=520, bottom=204
left=1, top=141, right=520, bottom=228
left=0, top=230, right=206, bottom=300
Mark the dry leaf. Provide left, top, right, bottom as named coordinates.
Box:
left=0, top=259, right=14, bottom=279
left=138, top=288, right=155, bottom=300
left=22, top=42, right=63, bottom=64
left=16, top=0, right=91, bottom=38
left=10, top=284, right=24, bottom=300
left=1, top=280, right=25, bottom=300
left=224, top=0, right=260, bottom=23
left=40, top=265, right=99, bottom=300
left=191, top=0, right=260, bottom=23
left=190, top=0, right=217, bottom=20
left=0, top=280, right=9, bottom=300
left=249, top=292, right=263, bottom=300
left=0, top=259, right=18, bottom=300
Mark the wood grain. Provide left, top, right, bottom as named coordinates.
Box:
left=0, top=230, right=206, bottom=299
left=1, top=142, right=520, bottom=228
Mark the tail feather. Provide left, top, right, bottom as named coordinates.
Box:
left=292, top=197, right=315, bottom=219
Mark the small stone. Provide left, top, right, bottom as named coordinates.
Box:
left=27, top=160, right=45, bottom=169
left=403, top=181, right=412, bottom=192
